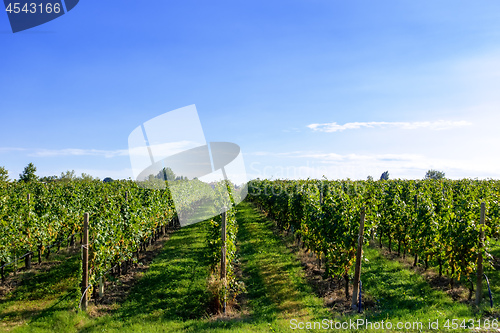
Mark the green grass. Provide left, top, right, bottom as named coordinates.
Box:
left=1, top=202, right=490, bottom=332
left=234, top=201, right=331, bottom=327
left=481, top=238, right=500, bottom=313
left=0, top=250, right=81, bottom=332
left=342, top=246, right=477, bottom=332
left=2, top=203, right=330, bottom=332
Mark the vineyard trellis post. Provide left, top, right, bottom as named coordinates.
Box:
left=221, top=208, right=227, bottom=314
left=352, top=207, right=366, bottom=310
left=475, top=202, right=485, bottom=306
left=81, top=212, right=89, bottom=311
left=413, top=194, right=418, bottom=267
left=99, top=276, right=104, bottom=298
left=25, top=193, right=32, bottom=269
left=319, top=182, right=323, bottom=206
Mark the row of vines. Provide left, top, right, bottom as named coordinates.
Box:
left=0, top=179, right=218, bottom=301
left=248, top=178, right=500, bottom=296
left=206, top=181, right=240, bottom=311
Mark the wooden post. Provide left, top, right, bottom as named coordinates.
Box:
left=319, top=186, right=323, bottom=206
left=413, top=194, right=418, bottom=267
left=1, top=261, right=5, bottom=282
left=99, top=276, right=104, bottom=298
left=352, top=207, right=366, bottom=309
left=25, top=252, right=31, bottom=269
left=81, top=213, right=89, bottom=311
left=220, top=209, right=227, bottom=313
left=25, top=194, right=32, bottom=269
left=476, top=202, right=485, bottom=306
left=37, top=245, right=42, bottom=264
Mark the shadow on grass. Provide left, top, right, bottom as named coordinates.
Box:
left=359, top=247, right=473, bottom=322
left=109, top=221, right=212, bottom=323
left=81, top=201, right=327, bottom=332
left=236, top=201, right=326, bottom=323
left=1, top=255, right=80, bottom=303
left=0, top=255, right=80, bottom=329
left=481, top=239, right=500, bottom=313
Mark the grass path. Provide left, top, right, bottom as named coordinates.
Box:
left=235, top=201, right=331, bottom=329
left=2, top=201, right=486, bottom=332
left=4, top=202, right=329, bottom=332
left=354, top=247, right=477, bottom=331
left=246, top=202, right=480, bottom=332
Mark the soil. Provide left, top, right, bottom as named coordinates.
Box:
left=373, top=244, right=474, bottom=305
left=0, top=229, right=177, bottom=318
left=255, top=208, right=373, bottom=316
left=255, top=206, right=480, bottom=316
left=0, top=245, right=81, bottom=299
left=88, top=229, right=174, bottom=317
left=282, top=230, right=375, bottom=315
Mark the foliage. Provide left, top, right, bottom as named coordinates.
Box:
left=60, top=170, right=77, bottom=181
left=155, top=167, right=176, bottom=181
left=380, top=171, right=389, bottom=180
left=425, top=169, right=446, bottom=180
left=80, top=173, right=99, bottom=181
left=248, top=178, right=500, bottom=285
left=205, top=181, right=239, bottom=310
left=0, top=166, right=9, bottom=182
left=0, top=178, right=220, bottom=303
left=19, top=162, right=38, bottom=182
left=40, top=175, right=57, bottom=182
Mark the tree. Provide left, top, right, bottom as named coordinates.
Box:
left=60, top=170, right=77, bottom=181
left=425, top=169, right=445, bottom=180
left=19, top=163, right=38, bottom=182
left=103, top=177, right=114, bottom=183
left=156, top=167, right=176, bottom=181
left=80, top=173, right=98, bottom=181
left=0, top=166, right=9, bottom=182
left=40, top=175, right=57, bottom=182
left=380, top=171, right=389, bottom=181
left=367, top=175, right=374, bottom=181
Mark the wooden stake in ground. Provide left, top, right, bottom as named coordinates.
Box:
left=81, top=213, right=89, bottom=311
left=99, top=276, right=104, bottom=298
left=413, top=194, right=418, bottom=267
left=25, top=193, right=32, bottom=269
left=221, top=209, right=227, bottom=313
left=352, top=207, right=366, bottom=310
left=475, top=202, right=485, bottom=306
left=319, top=182, right=323, bottom=206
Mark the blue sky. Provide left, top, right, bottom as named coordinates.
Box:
left=1, top=0, right=500, bottom=181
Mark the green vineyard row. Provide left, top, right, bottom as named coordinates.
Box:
left=248, top=178, right=500, bottom=287
left=0, top=179, right=228, bottom=297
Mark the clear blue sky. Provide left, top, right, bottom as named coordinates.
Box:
left=2, top=0, right=500, bottom=181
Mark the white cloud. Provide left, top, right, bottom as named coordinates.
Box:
left=248, top=150, right=500, bottom=180
left=20, top=140, right=200, bottom=162
left=0, top=147, right=26, bottom=153
left=30, top=148, right=128, bottom=158
left=307, top=120, right=472, bottom=133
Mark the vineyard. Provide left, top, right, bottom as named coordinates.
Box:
left=0, top=179, right=238, bottom=310
left=248, top=178, right=500, bottom=301
left=2, top=177, right=500, bottom=332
